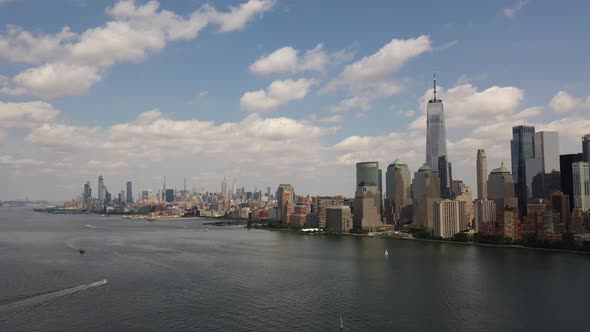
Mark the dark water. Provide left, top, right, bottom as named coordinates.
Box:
left=1, top=207, right=589, bottom=331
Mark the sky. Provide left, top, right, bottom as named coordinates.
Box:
left=0, top=0, right=589, bottom=201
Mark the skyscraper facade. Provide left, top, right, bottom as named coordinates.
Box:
left=412, top=164, right=441, bottom=229
left=356, top=162, right=382, bottom=214
left=583, top=134, right=590, bottom=163
left=384, top=159, right=412, bottom=223
left=511, top=125, right=535, bottom=216
left=97, top=175, right=105, bottom=202
left=573, top=162, right=590, bottom=211
left=476, top=149, right=488, bottom=200
left=352, top=184, right=382, bottom=229
left=277, top=184, right=294, bottom=223
left=560, top=153, right=584, bottom=211
left=474, top=200, right=496, bottom=232
left=488, top=162, right=518, bottom=216
left=221, top=176, right=228, bottom=200
left=433, top=200, right=467, bottom=238
left=425, top=74, right=448, bottom=170
left=83, top=181, right=91, bottom=204
left=525, top=131, right=561, bottom=200
left=438, top=155, right=451, bottom=199
left=126, top=181, right=133, bottom=204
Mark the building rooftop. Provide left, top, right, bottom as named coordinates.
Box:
left=491, top=162, right=511, bottom=174
left=418, top=164, right=434, bottom=172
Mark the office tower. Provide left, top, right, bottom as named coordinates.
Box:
left=474, top=200, right=496, bottom=232
left=425, top=73, right=448, bottom=170
left=455, top=183, right=474, bottom=227
left=277, top=184, right=294, bottom=223
left=573, top=162, right=590, bottom=211
left=385, top=159, right=412, bottom=224
left=221, top=176, right=228, bottom=200
left=126, top=181, right=133, bottom=203
left=314, top=196, right=341, bottom=228
left=560, top=153, right=584, bottom=211
left=97, top=175, right=105, bottom=202
left=488, top=162, right=518, bottom=216
left=583, top=134, right=590, bottom=162
left=105, top=191, right=111, bottom=204
left=438, top=155, right=451, bottom=199
left=550, top=192, right=570, bottom=228
left=511, top=125, right=535, bottom=217
left=352, top=183, right=382, bottom=229
left=119, top=190, right=125, bottom=204
left=433, top=200, right=467, bottom=238
left=232, top=178, right=236, bottom=196
left=141, top=190, right=149, bottom=201
left=83, top=181, right=91, bottom=203
left=267, top=186, right=271, bottom=199
left=356, top=162, right=382, bottom=214
left=326, top=205, right=353, bottom=232
left=526, top=131, right=561, bottom=200
left=476, top=149, right=488, bottom=200
left=412, top=164, right=441, bottom=229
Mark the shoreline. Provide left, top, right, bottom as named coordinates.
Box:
left=252, top=226, right=590, bottom=256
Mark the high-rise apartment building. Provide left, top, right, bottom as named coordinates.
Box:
left=511, top=125, right=535, bottom=217
left=474, top=200, right=496, bottom=232
left=573, top=162, right=590, bottom=211
left=385, top=159, right=412, bottom=223
left=97, top=175, right=105, bottom=202
left=425, top=74, right=448, bottom=170
left=326, top=205, right=353, bottom=232
left=277, top=184, right=294, bottom=223
left=433, top=200, right=467, bottom=238
left=83, top=181, right=91, bottom=204
left=583, top=134, right=590, bottom=162
left=476, top=149, right=488, bottom=200
left=221, top=176, right=228, bottom=200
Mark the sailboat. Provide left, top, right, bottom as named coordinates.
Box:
left=384, top=249, right=389, bottom=256
left=339, top=314, right=344, bottom=330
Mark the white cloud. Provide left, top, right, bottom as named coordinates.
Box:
left=503, top=0, right=529, bottom=17
left=319, top=114, right=344, bottom=124
left=240, top=78, right=318, bottom=112
left=329, top=96, right=370, bottom=113
left=0, top=0, right=275, bottom=99
left=395, top=109, right=416, bottom=118
left=0, top=100, right=60, bottom=127
left=549, top=90, right=590, bottom=113
left=0, top=154, right=43, bottom=166
left=249, top=43, right=353, bottom=76
left=199, top=91, right=208, bottom=97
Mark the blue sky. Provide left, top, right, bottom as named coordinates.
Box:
left=0, top=0, right=589, bottom=200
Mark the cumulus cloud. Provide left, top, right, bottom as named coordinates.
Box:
left=329, top=96, right=371, bottom=113
left=549, top=90, right=590, bottom=113
left=0, top=0, right=275, bottom=98
left=319, top=115, right=344, bottom=124
left=0, top=100, right=60, bottom=127
left=249, top=43, right=353, bottom=76
left=0, top=154, right=43, bottom=166
left=240, top=78, right=318, bottom=112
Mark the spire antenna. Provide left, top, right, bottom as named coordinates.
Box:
left=433, top=71, right=437, bottom=101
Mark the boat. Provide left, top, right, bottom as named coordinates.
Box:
left=78, top=249, right=85, bottom=255
left=384, top=249, right=389, bottom=256
left=339, top=314, right=344, bottom=330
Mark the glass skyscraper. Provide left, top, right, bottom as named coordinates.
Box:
left=511, top=125, right=535, bottom=217
left=425, top=75, right=448, bottom=170
left=126, top=181, right=133, bottom=204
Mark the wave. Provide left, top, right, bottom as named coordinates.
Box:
left=85, top=224, right=97, bottom=229
left=0, top=279, right=108, bottom=320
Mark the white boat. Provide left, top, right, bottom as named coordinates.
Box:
left=339, top=314, right=344, bottom=330
left=384, top=249, right=389, bottom=256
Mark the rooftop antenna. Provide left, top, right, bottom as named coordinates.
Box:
left=433, top=71, right=437, bottom=101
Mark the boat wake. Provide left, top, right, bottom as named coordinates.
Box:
left=85, top=224, right=97, bottom=229
left=0, top=279, right=108, bottom=320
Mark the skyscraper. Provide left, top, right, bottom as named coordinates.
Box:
left=525, top=131, right=561, bottom=199
left=438, top=155, right=451, bottom=199
left=385, top=159, right=412, bottom=223
left=488, top=162, right=518, bottom=216
left=433, top=200, right=467, bottom=238
left=126, top=181, right=133, bottom=204
left=221, top=176, right=228, bottom=200
left=83, top=181, right=92, bottom=204
left=583, top=134, right=590, bottom=163
left=97, top=175, right=105, bottom=202
left=476, top=149, right=488, bottom=200
left=573, top=162, right=590, bottom=211
left=511, top=125, right=535, bottom=217
left=560, top=153, right=584, bottom=212
left=356, top=162, right=382, bottom=214
left=352, top=183, right=382, bottom=230
left=412, top=164, right=441, bottom=229
left=277, top=184, right=294, bottom=223
left=425, top=73, right=448, bottom=170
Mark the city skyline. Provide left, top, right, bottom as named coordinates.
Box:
left=1, top=0, right=590, bottom=200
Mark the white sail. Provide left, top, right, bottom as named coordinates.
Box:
left=385, top=249, right=389, bottom=256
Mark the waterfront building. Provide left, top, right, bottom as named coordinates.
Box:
left=433, top=199, right=467, bottom=238
left=550, top=192, right=570, bottom=230
left=277, top=184, right=294, bottom=223
left=326, top=205, right=353, bottom=232
left=584, top=134, right=590, bottom=162
left=352, top=183, right=382, bottom=230
left=477, top=149, right=488, bottom=200
left=511, top=125, right=535, bottom=217
left=98, top=175, right=106, bottom=202
left=488, top=162, right=518, bottom=217
left=412, top=164, right=441, bottom=230
left=500, top=209, right=519, bottom=240
left=474, top=199, right=496, bottom=232
left=560, top=153, right=584, bottom=212
left=455, top=183, right=474, bottom=228
left=83, top=181, right=92, bottom=206
left=290, top=204, right=310, bottom=226
left=126, top=181, right=133, bottom=204
left=525, top=131, right=561, bottom=200
left=571, top=209, right=590, bottom=233
left=573, top=162, right=590, bottom=211
left=165, top=189, right=175, bottom=203
left=425, top=73, right=448, bottom=170
left=313, top=196, right=344, bottom=228
left=356, top=162, right=382, bottom=214
left=384, top=159, right=412, bottom=224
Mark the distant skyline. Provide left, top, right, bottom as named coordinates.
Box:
left=1, top=0, right=590, bottom=200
